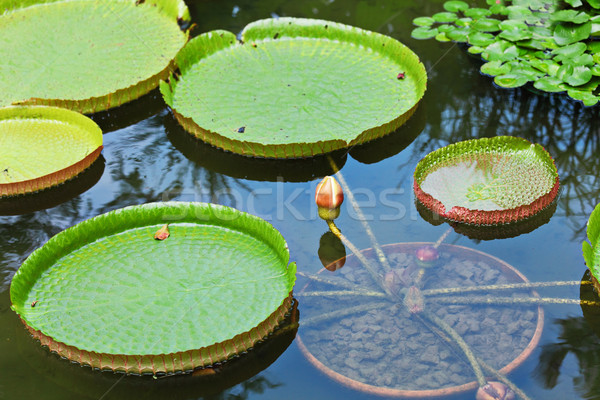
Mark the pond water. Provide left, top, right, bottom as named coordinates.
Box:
left=1, top=0, right=600, bottom=399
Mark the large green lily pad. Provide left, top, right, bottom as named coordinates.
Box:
left=0, top=0, right=189, bottom=113
left=161, top=17, right=427, bottom=158
left=414, top=136, right=559, bottom=225
left=10, top=202, right=297, bottom=374
left=0, top=105, right=103, bottom=197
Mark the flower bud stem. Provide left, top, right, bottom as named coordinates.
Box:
left=327, top=156, right=392, bottom=274
left=327, top=219, right=396, bottom=298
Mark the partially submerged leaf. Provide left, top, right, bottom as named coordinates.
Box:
left=414, top=136, right=559, bottom=225
left=494, top=73, right=530, bottom=88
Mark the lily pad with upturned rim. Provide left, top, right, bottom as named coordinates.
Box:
left=161, top=17, right=427, bottom=159
left=413, top=136, right=560, bottom=225
left=0, top=105, right=103, bottom=197
left=10, top=202, right=297, bottom=374
left=0, top=0, right=189, bottom=114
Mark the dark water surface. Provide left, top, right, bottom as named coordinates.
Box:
left=2, top=0, right=600, bottom=399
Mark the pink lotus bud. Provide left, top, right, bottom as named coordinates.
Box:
left=476, top=382, right=515, bottom=400
left=154, top=224, right=170, bottom=240
left=415, top=245, right=439, bottom=267
left=315, top=176, right=344, bottom=220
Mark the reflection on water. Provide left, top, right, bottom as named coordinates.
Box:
left=2, top=0, right=600, bottom=399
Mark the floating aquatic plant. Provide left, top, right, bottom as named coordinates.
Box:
left=414, top=136, right=559, bottom=225
left=0, top=0, right=189, bottom=113
left=0, top=106, right=103, bottom=197
left=412, top=0, right=600, bottom=106
left=161, top=17, right=427, bottom=158
left=10, top=202, right=296, bottom=374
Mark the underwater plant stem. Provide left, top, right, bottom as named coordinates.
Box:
left=476, top=357, right=533, bottom=400
left=431, top=295, right=600, bottom=306
left=422, top=280, right=590, bottom=296
left=327, top=156, right=392, bottom=274
left=433, top=227, right=453, bottom=248
left=297, top=290, right=387, bottom=298
left=326, top=219, right=394, bottom=297
left=301, top=301, right=387, bottom=327
left=297, top=271, right=365, bottom=291
left=421, top=309, right=487, bottom=387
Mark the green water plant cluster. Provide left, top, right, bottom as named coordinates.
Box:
left=412, top=0, right=600, bottom=106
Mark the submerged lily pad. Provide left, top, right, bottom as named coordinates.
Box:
left=0, top=106, right=103, bottom=197
left=0, top=0, right=189, bottom=113
left=10, top=202, right=297, bottom=374
left=414, top=136, right=559, bottom=225
left=161, top=17, right=427, bottom=158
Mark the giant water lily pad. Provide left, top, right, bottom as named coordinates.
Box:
left=414, top=136, right=559, bottom=225
left=10, top=202, right=297, bottom=374
left=0, top=0, right=189, bottom=113
left=0, top=105, right=103, bottom=197
left=161, top=17, right=427, bottom=158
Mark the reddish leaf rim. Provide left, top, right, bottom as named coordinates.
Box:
left=22, top=294, right=293, bottom=375
left=413, top=136, right=560, bottom=225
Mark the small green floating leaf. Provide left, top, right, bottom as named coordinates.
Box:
left=499, top=28, right=533, bottom=42
left=506, top=5, right=533, bottom=20
left=589, top=42, right=600, bottom=54
left=554, top=21, right=592, bottom=46
left=565, top=0, right=583, bottom=6
left=443, top=0, right=469, bottom=12
left=472, top=18, right=501, bottom=32
left=591, top=64, right=600, bottom=76
left=567, top=89, right=599, bottom=105
left=435, top=32, right=452, bottom=42
left=588, top=0, right=600, bottom=8
left=483, top=40, right=520, bottom=62
left=494, top=73, right=530, bottom=88
left=468, top=45, right=485, bottom=54
left=464, top=7, right=492, bottom=18
left=480, top=60, right=511, bottom=76
left=499, top=20, right=529, bottom=31
left=467, top=31, right=496, bottom=47
left=446, top=27, right=470, bottom=42
left=533, top=76, right=566, bottom=92
left=437, top=24, right=456, bottom=33
left=550, top=10, right=590, bottom=24
left=456, top=17, right=473, bottom=27
left=564, top=53, right=595, bottom=67
left=412, top=26, right=439, bottom=39
left=551, top=42, right=587, bottom=58
left=432, top=12, right=458, bottom=23
left=413, top=16, right=435, bottom=26
left=559, top=65, right=593, bottom=86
